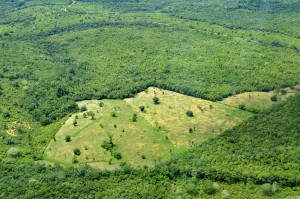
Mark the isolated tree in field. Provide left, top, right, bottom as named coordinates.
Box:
left=270, top=95, right=278, bottom=102
left=73, top=120, right=77, bottom=126
left=132, top=113, right=137, bottom=122
left=99, top=102, right=104, bottom=107
left=139, top=106, right=145, bottom=112
left=87, top=111, right=95, bottom=120
left=110, top=112, right=117, bottom=117
left=114, top=152, right=122, bottom=160
left=153, top=96, right=160, bottom=104
left=239, top=104, right=246, bottom=110
left=73, top=148, right=81, bottom=156
left=189, top=128, right=193, bottom=133
left=65, top=135, right=71, bottom=142
left=80, top=105, right=87, bottom=112
left=186, top=110, right=194, bottom=117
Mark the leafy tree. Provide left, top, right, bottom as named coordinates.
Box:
left=73, top=120, right=77, bottom=126
left=153, top=97, right=160, bottom=104
left=99, top=102, right=104, bottom=107
left=132, top=113, right=137, bottom=122
left=80, top=105, right=87, bottom=112
left=189, top=128, right=193, bottom=133
left=186, top=110, right=194, bottom=117
left=110, top=112, right=117, bottom=117
left=114, top=152, right=122, bottom=160
left=87, top=111, right=95, bottom=120
left=139, top=106, right=145, bottom=112
left=73, top=148, right=81, bottom=156
left=271, top=94, right=278, bottom=102
left=239, top=104, right=246, bottom=110
left=65, top=135, right=71, bottom=142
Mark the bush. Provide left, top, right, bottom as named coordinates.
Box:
left=99, top=102, right=104, bottom=107
left=114, top=152, right=122, bottom=160
left=73, top=148, right=81, bottom=156
left=65, top=135, right=71, bottom=142
left=139, top=106, right=145, bottom=112
left=153, top=96, right=160, bottom=104
left=186, top=110, right=194, bottom=117
left=132, top=113, right=137, bottom=122
left=7, top=147, right=21, bottom=157
left=110, top=112, right=117, bottom=117
left=270, top=95, right=278, bottom=102
left=80, top=105, right=87, bottom=112
left=238, top=104, right=246, bottom=110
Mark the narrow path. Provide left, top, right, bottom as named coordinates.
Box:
left=64, top=0, right=76, bottom=12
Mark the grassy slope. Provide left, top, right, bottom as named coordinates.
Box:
left=45, top=87, right=255, bottom=168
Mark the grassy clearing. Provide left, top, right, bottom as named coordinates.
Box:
left=45, top=87, right=256, bottom=169
left=47, top=85, right=299, bottom=169
left=220, top=86, right=299, bottom=112
left=125, top=87, right=252, bottom=149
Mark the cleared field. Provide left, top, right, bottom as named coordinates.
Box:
left=220, top=86, right=299, bottom=112
left=45, top=87, right=255, bottom=169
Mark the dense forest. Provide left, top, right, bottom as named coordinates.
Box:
left=0, top=0, right=299, bottom=198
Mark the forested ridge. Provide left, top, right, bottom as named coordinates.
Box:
left=0, top=0, right=300, bottom=198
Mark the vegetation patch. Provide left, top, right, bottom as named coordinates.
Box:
left=46, top=87, right=254, bottom=169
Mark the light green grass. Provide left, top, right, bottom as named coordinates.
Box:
left=45, top=87, right=256, bottom=169
left=220, top=86, right=298, bottom=111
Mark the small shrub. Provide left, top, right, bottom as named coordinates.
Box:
left=270, top=95, right=278, bottom=102
left=153, top=96, right=160, bottom=104
left=186, top=110, right=194, bottom=117
left=238, top=104, right=246, bottom=110
left=73, top=120, right=77, bottom=126
left=80, top=105, right=87, bottom=112
left=65, top=135, right=71, bottom=142
left=114, top=152, right=122, bottom=160
left=72, top=155, right=78, bottom=163
left=281, top=90, right=287, bottom=95
left=110, top=112, right=117, bottom=117
left=73, top=148, right=81, bottom=156
left=139, top=106, right=145, bottom=112
left=83, top=113, right=88, bottom=118
left=132, top=113, right=137, bottom=122
left=141, top=155, right=146, bottom=159
left=99, top=102, right=104, bottom=107
left=189, top=128, right=193, bottom=133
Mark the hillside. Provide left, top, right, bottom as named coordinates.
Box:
left=0, top=0, right=300, bottom=198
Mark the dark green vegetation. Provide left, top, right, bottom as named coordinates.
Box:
left=1, top=94, right=299, bottom=198
left=0, top=0, right=300, bottom=198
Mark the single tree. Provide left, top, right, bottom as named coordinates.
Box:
left=65, top=135, right=71, bottom=142
left=132, top=113, right=137, bottom=122
left=73, top=120, right=78, bottom=126
left=139, top=106, right=145, bottom=112
left=153, top=96, right=160, bottom=104
left=73, top=148, right=81, bottom=156
left=99, top=102, right=104, bottom=107
left=186, top=110, right=194, bottom=117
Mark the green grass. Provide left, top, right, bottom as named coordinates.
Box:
left=45, top=87, right=253, bottom=169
